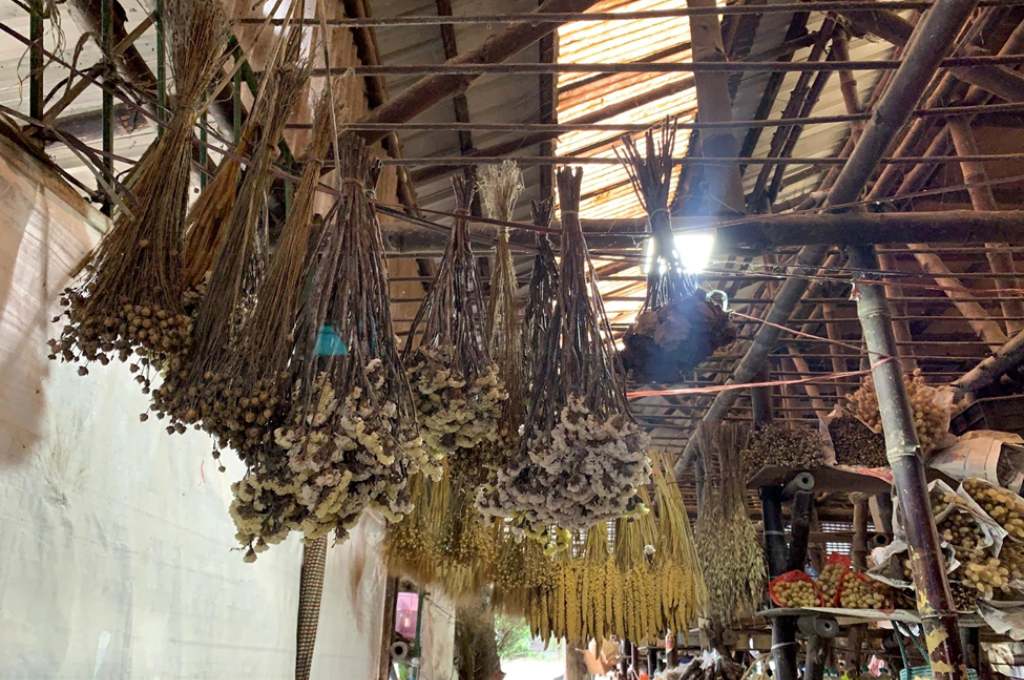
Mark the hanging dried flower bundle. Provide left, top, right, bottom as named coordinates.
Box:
left=149, top=27, right=310, bottom=447
left=694, top=422, right=766, bottom=626
left=618, top=122, right=734, bottom=383
left=49, top=0, right=229, bottom=373
left=403, top=177, right=507, bottom=480
left=478, top=167, right=651, bottom=535
left=479, top=161, right=526, bottom=476
left=229, top=135, right=427, bottom=560
left=521, top=200, right=559, bottom=383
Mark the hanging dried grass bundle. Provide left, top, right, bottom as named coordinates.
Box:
left=479, top=161, right=526, bottom=475
left=229, top=135, right=427, bottom=560
left=694, top=422, right=766, bottom=626
left=522, top=200, right=559, bottom=372
left=149, top=28, right=312, bottom=446
left=492, top=526, right=558, bottom=616
left=478, top=168, right=650, bottom=535
left=618, top=122, right=734, bottom=383
left=404, top=177, right=507, bottom=480
left=651, top=454, right=707, bottom=633
left=49, top=0, right=229, bottom=373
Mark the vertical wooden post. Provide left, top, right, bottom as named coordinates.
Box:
left=29, top=0, right=44, bottom=121
left=155, top=0, right=166, bottom=133
left=847, top=494, right=870, bottom=677
left=100, top=0, right=114, bottom=216
left=848, top=244, right=967, bottom=680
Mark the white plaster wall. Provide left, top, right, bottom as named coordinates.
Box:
left=0, top=137, right=386, bottom=679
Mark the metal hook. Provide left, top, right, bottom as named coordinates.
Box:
left=706, top=289, right=729, bottom=312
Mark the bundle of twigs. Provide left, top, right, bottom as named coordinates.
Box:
left=149, top=26, right=311, bottom=447
left=694, top=422, right=766, bottom=626
left=618, top=122, right=734, bottom=383
left=404, top=177, right=507, bottom=480
left=478, top=167, right=650, bottom=536
left=521, top=200, right=559, bottom=382
left=229, top=135, right=427, bottom=560
left=479, top=160, right=526, bottom=476
left=49, top=0, right=229, bottom=373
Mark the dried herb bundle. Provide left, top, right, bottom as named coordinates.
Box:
left=479, top=167, right=650, bottom=535
left=479, top=161, right=526, bottom=475
left=50, top=0, right=229, bottom=372
left=229, top=135, right=426, bottom=560
left=150, top=28, right=311, bottom=448
left=404, top=177, right=507, bottom=480
left=618, top=122, right=733, bottom=383
left=694, top=422, right=766, bottom=626
left=521, top=200, right=559, bottom=374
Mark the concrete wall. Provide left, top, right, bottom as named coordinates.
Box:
left=0, top=135, right=388, bottom=679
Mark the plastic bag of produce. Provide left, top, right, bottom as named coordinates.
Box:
left=769, top=570, right=822, bottom=608
left=961, top=477, right=1024, bottom=544
left=846, top=372, right=956, bottom=457
left=817, top=553, right=852, bottom=606
left=839, top=570, right=892, bottom=609
left=930, top=432, right=1024, bottom=492
left=868, top=538, right=959, bottom=589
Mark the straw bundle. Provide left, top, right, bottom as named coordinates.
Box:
left=478, top=168, right=650, bottom=536
left=50, top=0, right=229, bottom=373
left=694, top=423, right=765, bottom=626
left=150, top=27, right=311, bottom=447
left=618, top=122, right=733, bottom=383
left=404, top=177, right=507, bottom=482
left=229, top=135, right=426, bottom=560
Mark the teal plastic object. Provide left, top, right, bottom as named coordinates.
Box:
left=315, top=325, right=348, bottom=356
left=899, top=668, right=977, bottom=680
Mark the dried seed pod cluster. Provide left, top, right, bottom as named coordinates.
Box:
left=49, top=0, right=229, bottom=376
left=772, top=579, right=819, bottom=608
left=742, top=422, right=824, bottom=473
left=406, top=347, right=506, bottom=477
left=964, top=478, right=1024, bottom=541
left=479, top=168, right=651, bottom=535
left=617, top=123, right=734, bottom=383
left=828, top=415, right=888, bottom=467
left=839, top=574, right=889, bottom=609
left=848, top=370, right=949, bottom=454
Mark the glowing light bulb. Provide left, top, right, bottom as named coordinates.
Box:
left=643, top=230, right=716, bottom=274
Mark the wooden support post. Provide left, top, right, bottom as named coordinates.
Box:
left=848, top=244, right=967, bottom=680
left=29, top=0, right=43, bottom=121
left=377, top=577, right=399, bottom=680
left=155, top=0, right=166, bottom=131
left=947, top=117, right=1024, bottom=335
left=100, top=0, right=114, bottom=216
left=847, top=495, right=870, bottom=677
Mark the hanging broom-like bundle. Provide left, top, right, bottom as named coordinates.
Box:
left=479, top=160, right=526, bottom=476
left=694, top=422, right=766, bottom=626
left=521, top=200, right=559, bottom=372
left=618, top=122, right=734, bottom=383
left=478, top=167, right=650, bottom=535
left=149, top=26, right=311, bottom=448
left=49, top=0, right=229, bottom=373
left=230, top=135, right=427, bottom=560
left=651, top=454, right=707, bottom=635
left=403, top=177, right=507, bottom=479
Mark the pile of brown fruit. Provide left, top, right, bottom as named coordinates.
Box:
left=964, top=478, right=1024, bottom=541
left=742, top=422, right=824, bottom=473
left=828, top=415, right=888, bottom=468
left=839, top=573, right=889, bottom=609
left=848, top=370, right=949, bottom=454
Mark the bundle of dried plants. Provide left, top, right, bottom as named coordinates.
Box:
left=618, top=122, right=733, bottom=383
left=478, top=167, right=650, bottom=536
left=229, top=135, right=427, bottom=560
left=521, top=200, right=559, bottom=394
left=149, top=26, right=311, bottom=449
left=49, top=0, right=230, bottom=373
left=404, top=177, right=507, bottom=481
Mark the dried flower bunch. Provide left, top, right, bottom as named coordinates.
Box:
left=694, top=422, right=766, bottom=626
left=741, top=422, right=825, bottom=473
left=149, top=27, right=311, bottom=452
left=848, top=369, right=950, bottom=454
left=521, top=201, right=559, bottom=372
left=479, top=161, right=527, bottom=479
left=478, top=168, right=651, bottom=535
left=229, top=135, right=427, bottom=560
left=618, top=122, right=733, bottom=383
left=49, top=0, right=229, bottom=374
left=404, top=177, right=507, bottom=479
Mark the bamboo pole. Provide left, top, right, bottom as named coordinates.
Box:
left=354, top=0, right=602, bottom=146
left=953, top=326, right=1024, bottom=397
left=947, top=117, right=1024, bottom=334
left=848, top=244, right=967, bottom=680
left=675, top=0, right=981, bottom=476
left=29, top=0, right=43, bottom=121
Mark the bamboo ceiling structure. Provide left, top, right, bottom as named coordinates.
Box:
left=5, top=0, right=1024, bottom=516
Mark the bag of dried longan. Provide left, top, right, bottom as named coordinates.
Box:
left=818, top=553, right=852, bottom=606
left=839, top=571, right=892, bottom=610
left=769, top=570, right=822, bottom=608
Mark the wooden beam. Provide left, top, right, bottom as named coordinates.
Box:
left=355, top=0, right=602, bottom=144
left=954, top=327, right=1024, bottom=397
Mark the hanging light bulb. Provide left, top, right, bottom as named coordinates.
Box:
left=643, top=230, right=716, bottom=275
